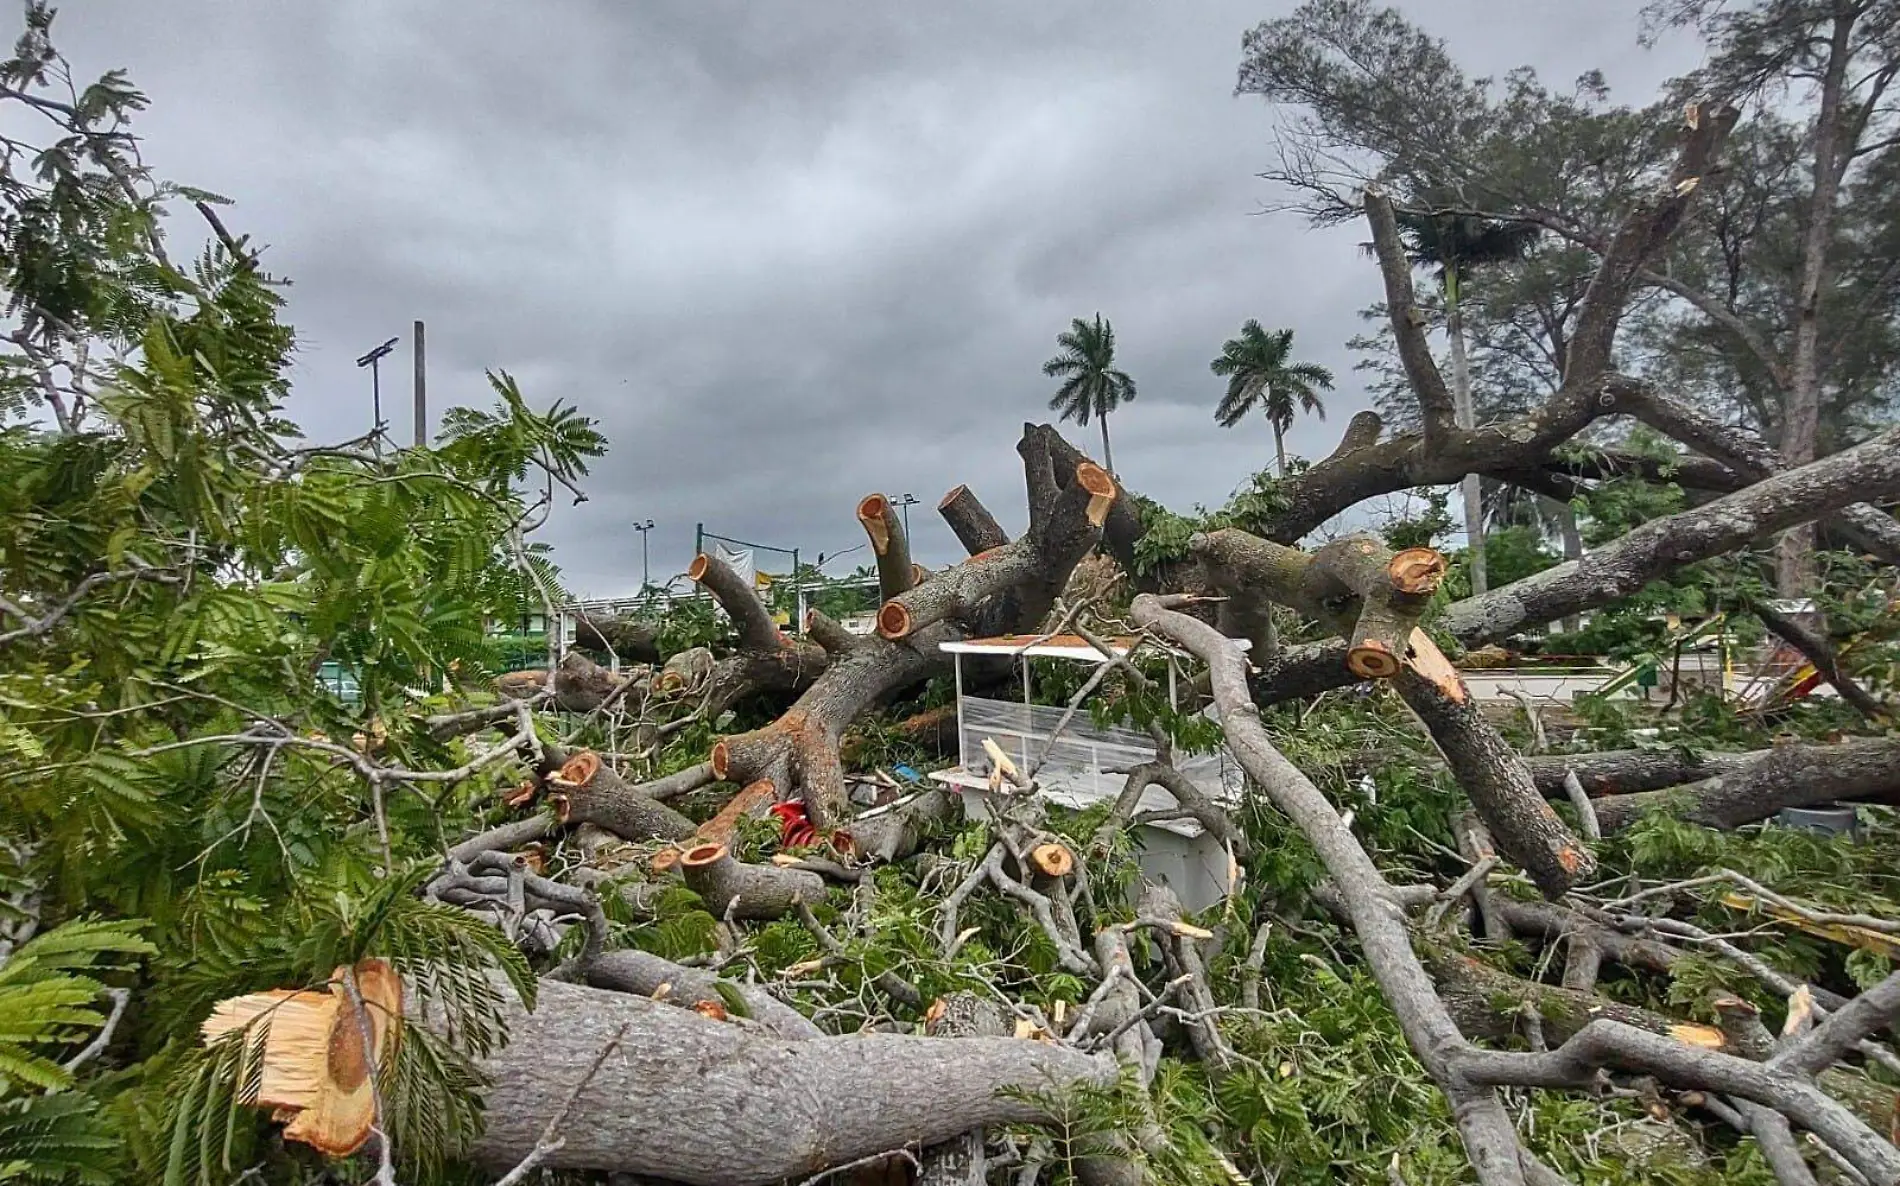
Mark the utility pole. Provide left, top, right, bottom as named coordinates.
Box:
left=355, top=336, right=399, bottom=450
left=896, top=493, right=919, bottom=537
left=412, top=320, right=427, bottom=448
left=634, top=519, right=655, bottom=590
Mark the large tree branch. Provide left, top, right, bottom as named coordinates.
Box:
left=1130, top=594, right=1533, bottom=1186
left=1439, top=423, right=1900, bottom=643
left=1590, top=735, right=1900, bottom=833
left=1364, top=187, right=1457, bottom=445
left=1394, top=641, right=1592, bottom=898
left=1566, top=100, right=1740, bottom=382
left=1454, top=1021, right=1900, bottom=1185
left=1620, top=385, right=1900, bottom=566
left=690, top=551, right=785, bottom=654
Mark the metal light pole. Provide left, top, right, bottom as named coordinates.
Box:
left=634, top=519, right=655, bottom=590
left=355, top=336, right=399, bottom=447
left=896, top=493, right=919, bottom=537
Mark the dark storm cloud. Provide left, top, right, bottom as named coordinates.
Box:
left=56, top=1, right=1704, bottom=593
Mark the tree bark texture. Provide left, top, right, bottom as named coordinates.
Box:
left=1590, top=736, right=1900, bottom=833
left=679, top=843, right=826, bottom=921
left=1393, top=654, right=1592, bottom=897
left=462, top=977, right=1119, bottom=1185
left=917, top=993, right=1010, bottom=1186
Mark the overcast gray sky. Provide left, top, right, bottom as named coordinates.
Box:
left=58, top=1, right=1704, bottom=595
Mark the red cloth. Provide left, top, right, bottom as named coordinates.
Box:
left=769, top=800, right=816, bottom=849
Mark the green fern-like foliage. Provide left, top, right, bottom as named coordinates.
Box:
left=0, top=920, right=153, bottom=1094
left=0, top=920, right=153, bottom=1184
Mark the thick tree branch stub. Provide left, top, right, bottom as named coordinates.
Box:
left=679, top=842, right=826, bottom=921
left=1192, top=529, right=1445, bottom=680
left=689, top=551, right=785, bottom=654
left=877, top=459, right=1115, bottom=642
left=938, top=484, right=1010, bottom=556
left=549, top=750, right=697, bottom=842
left=651, top=778, right=779, bottom=874
left=803, top=608, right=862, bottom=657
left=858, top=493, right=917, bottom=603
left=1395, top=635, right=1592, bottom=898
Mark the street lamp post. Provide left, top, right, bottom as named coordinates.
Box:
left=895, top=493, right=919, bottom=537
left=634, top=519, right=655, bottom=590
left=354, top=336, right=400, bottom=448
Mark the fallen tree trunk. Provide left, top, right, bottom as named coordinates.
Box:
left=1591, top=735, right=1900, bottom=833
left=464, top=977, right=1121, bottom=1185
left=1524, top=748, right=1766, bottom=797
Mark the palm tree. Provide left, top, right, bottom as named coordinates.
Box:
left=1042, top=314, right=1135, bottom=474
left=1209, top=321, right=1335, bottom=476
left=1390, top=198, right=1539, bottom=594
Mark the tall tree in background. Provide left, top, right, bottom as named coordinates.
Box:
left=1042, top=313, right=1136, bottom=474
left=1210, top=320, right=1335, bottom=476
left=1390, top=202, right=1539, bottom=592
left=1639, top=0, right=1900, bottom=596
left=1239, top=0, right=1900, bottom=598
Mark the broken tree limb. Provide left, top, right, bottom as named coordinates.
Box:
left=1621, top=383, right=1900, bottom=566
left=1590, top=735, right=1900, bottom=833
left=1363, top=188, right=1458, bottom=446
left=1190, top=530, right=1446, bottom=678
left=938, top=484, right=1010, bottom=556
left=679, top=842, right=826, bottom=921
left=547, top=750, right=696, bottom=842
left=1453, top=1022, right=1900, bottom=1186
left=876, top=458, right=1115, bottom=642
left=1440, top=423, right=1900, bottom=644
left=1243, top=108, right=1738, bottom=546
left=1130, top=593, right=1534, bottom=1186
left=1393, top=635, right=1593, bottom=898
left=201, top=959, right=403, bottom=1158
left=1424, top=947, right=1725, bottom=1052
left=651, top=778, right=779, bottom=873
left=802, top=608, right=863, bottom=658
left=573, top=614, right=663, bottom=665
left=1751, top=598, right=1888, bottom=722
left=845, top=788, right=962, bottom=863
left=581, top=948, right=821, bottom=1041
left=690, top=551, right=783, bottom=654
left=858, top=493, right=918, bottom=603
left=1524, top=747, right=1763, bottom=798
